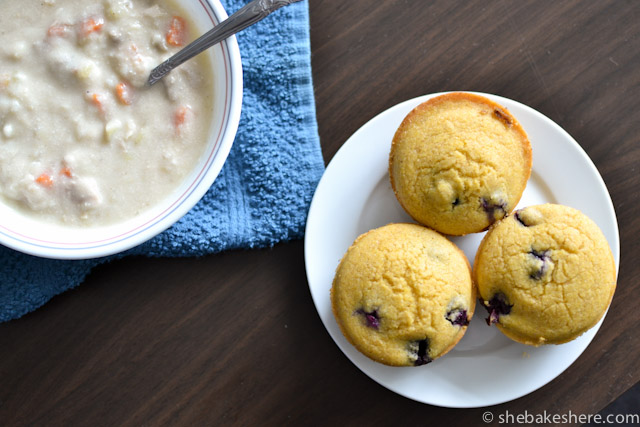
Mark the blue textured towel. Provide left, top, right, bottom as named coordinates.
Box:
left=0, top=0, right=324, bottom=323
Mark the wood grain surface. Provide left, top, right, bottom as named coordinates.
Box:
left=1, top=1, right=638, bottom=426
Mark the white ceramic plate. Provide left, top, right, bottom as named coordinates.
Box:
left=304, top=92, right=620, bottom=408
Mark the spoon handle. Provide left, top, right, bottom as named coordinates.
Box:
left=148, top=0, right=302, bottom=86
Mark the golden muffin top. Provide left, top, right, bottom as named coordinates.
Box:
left=474, top=204, right=616, bottom=345
left=331, top=223, right=475, bottom=366
left=390, top=92, right=532, bottom=235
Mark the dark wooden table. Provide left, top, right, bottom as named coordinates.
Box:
left=1, top=1, right=638, bottom=425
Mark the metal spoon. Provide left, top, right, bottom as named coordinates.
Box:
left=147, top=0, right=302, bottom=86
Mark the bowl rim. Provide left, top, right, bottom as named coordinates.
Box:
left=0, top=0, right=243, bottom=260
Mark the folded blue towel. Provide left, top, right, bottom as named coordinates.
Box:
left=0, top=0, right=324, bottom=323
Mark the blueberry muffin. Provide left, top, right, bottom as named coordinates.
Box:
left=331, top=223, right=475, bottom=366
left=389, top=92, right=532, bottom=235
left=474, top=204, right=617, bottom=345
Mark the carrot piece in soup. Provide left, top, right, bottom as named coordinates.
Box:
left=79, top=17, right=104, bottom=38
left=173, top=105, right=191, bottom=128
left=36, top=173, right=54, bottom=187
left=166, top=16, right=187, bottom=46
left=60, top=167, right=73, bottom=178
left=91, top=93, right=105, bottom=113
left=115, top=82, right=133, bottom=105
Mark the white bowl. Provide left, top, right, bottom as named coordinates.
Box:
left=0, top=0, right=243, bottom=260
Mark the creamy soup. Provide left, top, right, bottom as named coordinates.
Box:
left=0, top=0, right=213, bottom=226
